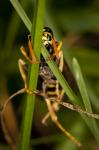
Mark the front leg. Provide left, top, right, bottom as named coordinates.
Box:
left=18, top=59, right=28, bottom=90
left=1, top=59, right=43, bottom=115
left=20, top=35, right=39, bottom=64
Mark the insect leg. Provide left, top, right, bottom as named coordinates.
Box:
left=57, top=41, right=62, bottom=51
left=21, top=35, right=53, bottom=64
left=20, top=46, right=34, bottom=64
left=42, top=102, right=59, bottom=125
left=27, top=35, right=38, bottom=64
left=0, top=59, right=27, bottom=114
left=18, top=59, right=28, bottom=89
left=52, top=38, right=62, bottom=56
left=42, top=113, right=50, bottom=125
left=0, top=59, right=28, bottom=149
left=42, top=90, right=64, bottom=125
left=1, top=58, right=43, bottom=114
left=52, top=38, right=59, bottom=55
left=45, top=98, right=82, bottom=147
left=58, top=50, right=63, bottom=72
left=0, top=59, right=43, bottom=149
left=20, top=35, right=38, bottom=64
left=54, top=100, right=99, bottom=120
left=18, top=59, right=44, bottom=96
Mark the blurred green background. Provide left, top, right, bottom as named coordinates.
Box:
left=0, top=0, right=99, bottom=150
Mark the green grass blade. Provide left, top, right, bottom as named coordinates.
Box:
left=72, top=58, right=99, bottom=144
left=9, top=0, right=46, bottom=150
left=72, top=58, right=92, bottom=111
left=9, top=0, right=32, bottom=32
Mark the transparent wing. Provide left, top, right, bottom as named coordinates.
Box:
left=62, top=59, right=79, bottom=93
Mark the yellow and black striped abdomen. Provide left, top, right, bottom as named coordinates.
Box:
left=46, top=83, right=57, bottom=99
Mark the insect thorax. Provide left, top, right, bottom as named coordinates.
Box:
left=39, top=56, right=62, bottom=101
left=39, top=53, right=59, bottom=80
left=39, top=64, right=54, bottom=80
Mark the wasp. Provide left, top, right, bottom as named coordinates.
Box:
left=1, top=27, right=99, bottom=147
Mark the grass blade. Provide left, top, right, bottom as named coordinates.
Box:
left=72, top=58, right=99, bottom=144
left=9, top=0, right=46, bottom=150
left=9, top=0, right=32, bottom=32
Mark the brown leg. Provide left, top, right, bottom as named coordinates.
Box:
left=27, top=35, right=37, bottom=63
left=58, top=51, right=64, bottom=72
left=20, top=35, right=38, bottom=64
left=57, top=41, right=62, bottom=51
left=52, top=39, right=62, bottom=56
left=42, top=102, right=59, bottom=125
left=44, top=98, right=82, bottom=147
left=21, top=35, right=54, bottom=64
left=18, top=59, right=44, bottom=96
left=42, top=89, right=64, bottom=125
left=52, top=38, right=59, bottom=55
left=20, top=46, right=33, bottom=64
left=18, top=59, right=28, bottom=89
left=1, top=59, right=43, bottom=114
left=1, top=59, right=42, bottom=129
left=0, top=59, right=27, bottom=114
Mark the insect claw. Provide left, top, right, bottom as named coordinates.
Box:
left=42, top=119, right=48, bottom=126
left=28, top=34, right=31, bottom=40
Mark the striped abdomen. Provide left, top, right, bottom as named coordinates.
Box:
left=45, top=80, right=61, bottom=100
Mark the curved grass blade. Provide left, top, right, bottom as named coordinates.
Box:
left=72, top=58, right=99, bottom=144
left=9, top=0, right=32, bottom=32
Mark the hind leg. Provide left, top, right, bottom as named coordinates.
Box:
left=42, top=89, right=64, bottom=125
left=44, top=98, right=82, bottom=147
